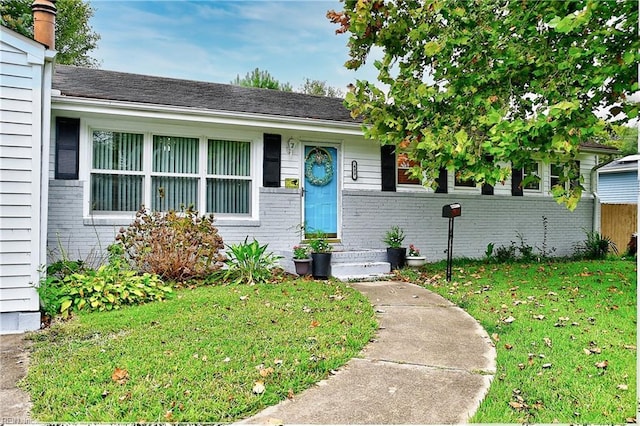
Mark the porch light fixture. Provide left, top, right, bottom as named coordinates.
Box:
left=287, top=138, right=297, bottom=155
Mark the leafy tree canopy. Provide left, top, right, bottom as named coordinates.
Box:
left=605, top=125, right=638, bottom=157
left=1, top=0, right=100, bottom=67
left=299, top=78, right=343, bottom=97
left=328, top=0, right=638, bottom=209
left=231, top=68, right=293, bottom=91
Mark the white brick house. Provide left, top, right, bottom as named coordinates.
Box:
left=0, top=47, right=618, bottom=333
left=47, top=65, right=616, bottom=268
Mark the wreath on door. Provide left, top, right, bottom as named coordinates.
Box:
left=305, top=147, right=334, bottom=186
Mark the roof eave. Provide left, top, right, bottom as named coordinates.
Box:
left=51, top=95, right=364, bottom=135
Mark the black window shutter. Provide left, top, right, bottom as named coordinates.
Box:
left=263, top=134, right=281, bottom=187
left=55, top=117, right=80, bottom=180
left=511, top=168, right=523, bottom=196
left=381, top=145, right=396, bottom=192
left=435, top=167, right=448, bottom=193
left=481, top=155, right=494, bottom=195
left=482, top=182, right=494, bottom=195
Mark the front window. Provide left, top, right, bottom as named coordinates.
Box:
left=152, top=136, right=199, bottom=211
left=91, top=131, right=144, bottom=212
left=90, top=130, right=252, bottom=216
left=454, top=171, right=476, bottom=188
left=397, top=153, right=420, bottom=185
left=523, top=162, right=541, bottom=191
left=550, top=162, right=581, bottom=190
left=207, top=139, right=251, bottom=214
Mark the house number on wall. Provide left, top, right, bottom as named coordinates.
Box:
left=351, top=160, right=358, bottom=181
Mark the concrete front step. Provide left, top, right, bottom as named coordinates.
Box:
left=280, top=249, right=392, bottom=280
left=331, top=261, right=391, bottom=281
left=330, top=249, right=387, bottom=264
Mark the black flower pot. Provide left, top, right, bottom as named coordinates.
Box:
left=311, top=252, right=332, bottom=279
left=293, top=258, right=312, bottom=276
left=386, top=247, right=407, bottom=270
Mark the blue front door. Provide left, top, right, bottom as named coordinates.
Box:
left=304, top=146, right=338, bottom=238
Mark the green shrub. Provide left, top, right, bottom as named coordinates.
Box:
left=56, top=246, right=172, bottom=318
left=39, top=245, right=172, bottom=319
left=575, top=231, right=618, bottom=259
left=37, top=259, right=87, bottom=318
left=115, top=206, right=225, bottom=281
left=222, top=238, right=281, bottom=285
left=494, top=242, right=517, bottom=263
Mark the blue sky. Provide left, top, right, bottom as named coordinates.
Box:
left=89, top=0, right=379, bottom=95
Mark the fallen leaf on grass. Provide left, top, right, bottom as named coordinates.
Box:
left=111, top=367, right=129, bottom=385
left=260, top=367, right=274, bottom=377
left=509, top=401, right=526, bottom=410
left=623, top=344, right=636, bottom=351
left=533, top=314, right=545, bottom=320
left=503, top=316, right=516, bottom=324
left=164, top=410, right=173, bottom=421
left=504, top=344, right=513, bottom=350
left=119, top=392, right=132, bottom=402
left=492, top=333, right=500, bottom=342
left=594, top=360, right=609, bottom=369
left=310, top=320, right=320, bottom=328
left=617, top=384, right=629, bottom=391
left=543, top=337, right=552, bottom=348
left=287, top=388, right=295, bottom=399
left=253, top=381, right=266, bottom=394
left=542, top=363, right=552, bottom=369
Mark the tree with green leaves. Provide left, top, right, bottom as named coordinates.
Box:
left=1, top=0, right=100, bottom=67
left=231, top=68, right=292, bottom=91
left=299, top=78, right=343, bottom=97
left=328, top=1, right=638, bottom=209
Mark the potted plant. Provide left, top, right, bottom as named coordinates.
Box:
left=307, top=231, right=332, bottom=279
left=406, top=244, right=427, bottom=267
left=292, top=245, right=311, bottom=276
left=383, top=225, right=406, bottom=270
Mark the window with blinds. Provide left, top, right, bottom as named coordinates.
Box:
left=91, top=131, right=144, bottom=212
left=90, top=131, right=253, bottom=215
left=207, top=139, right=251, bottom=214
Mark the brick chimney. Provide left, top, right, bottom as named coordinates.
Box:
left=31, top=0, right=57, bottom=50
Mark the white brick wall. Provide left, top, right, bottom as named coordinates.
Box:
left=47, top=182, right=594, bottom=265
left=342, top=190, right=593, bottom=260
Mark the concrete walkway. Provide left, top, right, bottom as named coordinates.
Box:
left=241, top=281, right=496, bottom=424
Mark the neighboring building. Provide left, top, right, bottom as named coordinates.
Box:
left=47, top=64, right=616, bottom=271
left=596, top=154, right=639, bottom=252
left=1, top=18, right=55, bottom=333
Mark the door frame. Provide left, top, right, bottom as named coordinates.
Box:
left=301, top=140, right=342, bottom=240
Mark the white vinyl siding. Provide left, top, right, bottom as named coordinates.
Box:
left=1, top=27, right=50, bottom=322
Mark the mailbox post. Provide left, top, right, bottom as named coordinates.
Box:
left=442, top=203, right=461, bottom=282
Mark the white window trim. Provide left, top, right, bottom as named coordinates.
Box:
left=81, top=118, right=260, bottom=222
left=523, top=161, right=543, bottom=194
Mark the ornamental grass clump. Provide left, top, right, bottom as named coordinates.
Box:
left=115, top=206, right=225, bottom=281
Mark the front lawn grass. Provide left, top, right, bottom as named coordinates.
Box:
left=22, top=278, right=377, bottom=423
left=398, top=259, right=636, bottom=424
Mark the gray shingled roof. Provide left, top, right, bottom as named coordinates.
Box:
left=52, top=64, right=359, bottom=123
